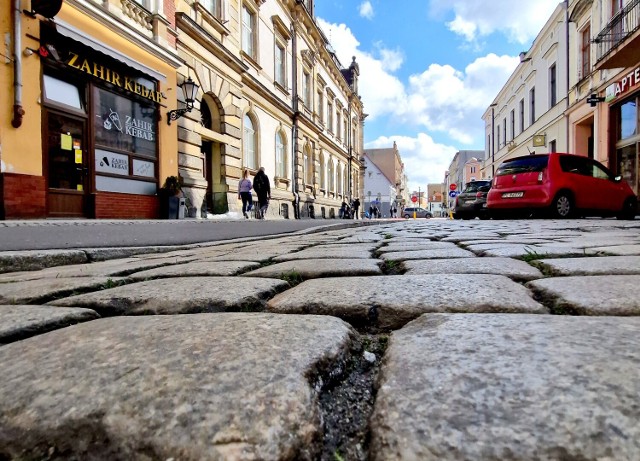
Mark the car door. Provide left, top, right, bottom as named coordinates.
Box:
left=562, top=156, right=598, bottom=210
left=587, top=159, right=627, bottom=210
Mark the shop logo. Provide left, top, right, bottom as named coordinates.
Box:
left=103, top=109, right=123, bottom=132
left=100, top=157, right=110, bottom=167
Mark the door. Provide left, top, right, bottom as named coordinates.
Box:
left=45, top=111, right=89, bottom=217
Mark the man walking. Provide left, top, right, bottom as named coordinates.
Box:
left=352, top=198, right=360, bottom=219
left=252, top=167, right=271, bottom=219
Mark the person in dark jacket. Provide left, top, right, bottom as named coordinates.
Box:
left=252, top=167, right=271, bottom=219
left=353, top=198, right=360, bottom=219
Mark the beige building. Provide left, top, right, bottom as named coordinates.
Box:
left=174, top=0, right=365, bottom=219
left=364, top=141, right=407, bottom=209
left=568, top=0, right=640, bottom=195
left=481, top=3, right=569, bottom=179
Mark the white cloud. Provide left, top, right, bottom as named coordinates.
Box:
left=359, top=1, right=374, bottom=20
left=431, top=0, right=560, bottom=44
left=320, top=16, right=519, bottom=145
left=366, top=134, right=458, bottom=190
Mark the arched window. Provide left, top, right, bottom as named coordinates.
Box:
left=319, top=151, right=326, bottom=190
left=243, top=113, right=257, bottom=170
left=328, top=159, right=335, bottom=192
left=304, top=145, right=313, bottom=185
left=275, top=130, right=286, bottom=178
left=338, top=163, right=343, bottom=195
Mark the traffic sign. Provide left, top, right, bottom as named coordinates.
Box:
left=448, top=191, right=457, bottom=198
left=411, top=196, right=418, bottom=203
left=449, top=183, right=457, bottom=191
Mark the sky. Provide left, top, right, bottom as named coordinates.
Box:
left=314, top=0, right=561, bottom=192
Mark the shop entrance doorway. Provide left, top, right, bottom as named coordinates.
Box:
left=44, top=110, right=90, bottom=217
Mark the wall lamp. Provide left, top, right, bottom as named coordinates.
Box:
left=167, top=77, right=199, bottom=125
left=586, top=93, right=605, bottom=107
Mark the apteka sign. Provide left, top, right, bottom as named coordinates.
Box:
left=606, top=66, right=640, bottom=102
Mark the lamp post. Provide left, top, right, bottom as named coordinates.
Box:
left=167, top=77, right=199, bottom=125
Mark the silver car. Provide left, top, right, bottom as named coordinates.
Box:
left=402, top=207, right=433, bottom=218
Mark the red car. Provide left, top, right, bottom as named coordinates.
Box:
left=487, top=153, right=637, bottom=219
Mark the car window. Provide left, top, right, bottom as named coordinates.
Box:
left=463, top=181, right=491, bottom=193
left=496, top=156, right=549, bottom=176
left=559, top=155, right=585, bottom=174
left=590, top=159, right=613, bottom=180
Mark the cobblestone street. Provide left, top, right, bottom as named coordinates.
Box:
left=1, top=218, right=640, bottom=460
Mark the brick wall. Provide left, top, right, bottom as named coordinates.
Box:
left=0, top=173, right=47, bottom=219
left=94, top=192, right=159, bottom=219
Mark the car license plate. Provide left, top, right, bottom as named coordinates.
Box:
left=502, top=192, right=524, bottom=198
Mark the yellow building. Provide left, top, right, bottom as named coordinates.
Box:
left=1, top=0, right=181, bottom=218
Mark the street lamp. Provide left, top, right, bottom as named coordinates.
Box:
left=167, top=77, right=199, bottom=125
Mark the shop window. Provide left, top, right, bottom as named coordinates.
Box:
left=43, top=75, right=84, bottom=111
left=620, top=100, right=637, bottom=139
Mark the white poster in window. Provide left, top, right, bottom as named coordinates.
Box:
left=95, top=149, right=129, bottom=176
left=133, top=159, right=155, bottom=178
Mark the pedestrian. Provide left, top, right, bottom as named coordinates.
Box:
left=238, top=170, right=253, bottom=219
left=339, top=200, right=347, bottom=219
left=389, top=205, right=394, bottom=218
left=353, top=198, right=360, bottom=219
left=393, top=205, right=397, bottom=218
left=252, top=166, right=271, bottom=219
left=374, top=206, right=380, bottom=219
left=369, top=205, right=374, bottom=219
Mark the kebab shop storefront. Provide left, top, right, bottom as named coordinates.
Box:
left=39, top=25, right=168, bottom=218
left=607, top=65, right=640, bottom=196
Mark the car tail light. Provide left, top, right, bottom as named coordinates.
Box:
left=537, top=170, right=545, bottom=183
left=476, top=192, right=483, bottom=198
left=493, top=177, right=497, bottom=187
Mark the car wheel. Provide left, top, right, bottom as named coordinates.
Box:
left=403, top=214, right=410, bottom=219
left=551, top=192, right=574, bottom=218
left=617, top=196, right=637, bottom=220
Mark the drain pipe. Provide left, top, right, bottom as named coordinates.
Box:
left=11, top=0, right=24, bottom=128
left=290, top=21, right=300, bottom=219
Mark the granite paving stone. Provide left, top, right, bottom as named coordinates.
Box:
left=527, top=275, right=640, bottom=315
left=0, top=313, right=354, bottom=460
left=369, top=314, right=640, bottom=460
left=377, top=241, right=458, bottom=253
left=585, top=244, right=640, bottom=255
left=273, top=246, right=376, bottom=261
left=379, top=247, right=476, bottom=260
left=49, top=276, right=289, bottom=316
left=242, top=258, right=383, bottom=279
left=403, top=257, right=543, bottom=281
left=268, top=274, right=546, bottom=330
left=0, top=277, right=127, bottom=304
left=536, top=255, right=640, bottom=276
left=128, top=261, right=261, bottom=280
left=0, top=305, right=99, bottom=344
left=480, top=244, right=587, bottom=258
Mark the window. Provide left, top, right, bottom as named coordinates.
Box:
left=319, top=152, right=326, bottom=189
left=302, top=71, right=311, bottom=106
left=549, top=139, right=557, bottom=153
left=529, top=87, right=536, bottom=125
left=619, top=99, right=637, bottom=139
left=201, top=0, right=220, bottom=17
left=549, top=64, right=557, bottom=107
left=343, top=116, right=348, bottom=144
left=328, top=160, right=335, bottom=191
left=519, top=98, right=525, bottom=133
left=275, top=43, right=286, bottom=86
left=581, top=26, right=590, bottom=79
left=336, top=110, right=341, bottom=139
left=275, top=131, right=286, bottom=178
left=327, top=100, right=333, bottom=132
left=487, top=135, right=490, bottom=157
left=510, top=109, right=515, bottom=140
left=304, top=147, right=313, bottom=185
left=497, top=125, right=501, bottom=148
left=471, top=166, right=476, bottom=173
left=43, top=75, right=84, bottom=110
left=503, top=118, right=506, bottom=144
left=317, top=91, right=324, bottom=122
left=243, top=113, right=257, bottom=169
left=242, top=5, right=256, bottom=58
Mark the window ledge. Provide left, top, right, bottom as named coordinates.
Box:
left=274, top=81, right=290, bottom=96
left=241, top=51, right=262, bottom=70
left=193, top=2, right=229, bottom=36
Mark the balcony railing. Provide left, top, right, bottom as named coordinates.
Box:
left=594, top=0, right=640, bottom=62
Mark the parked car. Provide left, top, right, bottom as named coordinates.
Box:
left=402, top=207, right=433, bottom=218
left=453, top=180, right=492, bottom=219
left=486, top=153, right=637, bottom=219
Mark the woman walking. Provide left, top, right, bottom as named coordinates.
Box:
left=238, top=170, right=253, bottom=218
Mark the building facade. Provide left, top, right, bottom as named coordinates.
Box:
left=1, top=0, right=182, bottom=219
left=174, top=0, right=365, bottom=220
left=362, top=153, right=396, bottom=217
left=568, top=0, right=640, bottom=196
left=481, top=2, right=569, bottom=179
left=444, top=150, right=483, bottom=210
left=363, top=141, right=406, bottom=213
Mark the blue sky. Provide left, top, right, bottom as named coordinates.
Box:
left=314, top=0, right=561, bottom=191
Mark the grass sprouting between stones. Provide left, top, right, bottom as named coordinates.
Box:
left=381, top=259, right=404, bottom=275
left=280, top=270, right=304, bottom=287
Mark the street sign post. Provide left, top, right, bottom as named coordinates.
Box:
left=448, top=191, right=457, bottom=198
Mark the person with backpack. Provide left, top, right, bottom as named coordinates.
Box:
left=238, top=170, right=253, bottom=219
left=252, top=166, right=271, bottom=219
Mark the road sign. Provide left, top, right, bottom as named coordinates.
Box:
left=411, top=196, right=418, bottom=203
left=449, top=183, right=457, bottom=191
left=448, top=191, right=457, bottom=198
